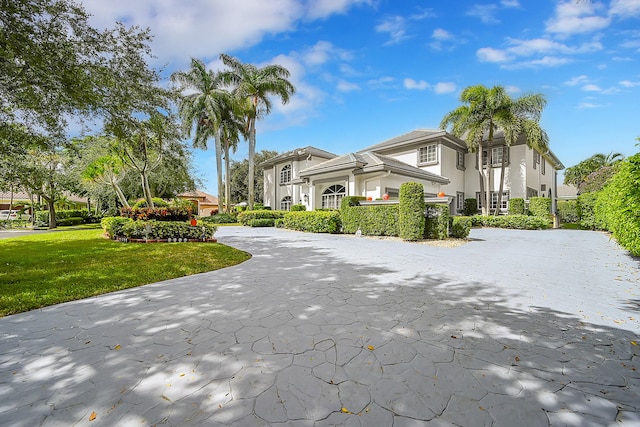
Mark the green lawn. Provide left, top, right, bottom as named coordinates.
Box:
left=0, top=229, right=251, bottom=317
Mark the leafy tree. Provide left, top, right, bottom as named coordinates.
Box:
left=171, top=58, right=230, bottom=209
left=564, top=152, right=625, bottom=190
left=219, top=53, right=295, bottom=209
left=227, top=150, right=279, bottom=205
left=441, top=85, right=548, bottom=215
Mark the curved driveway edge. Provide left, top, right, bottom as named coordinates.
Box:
left=1, top=226, right=638, bottom=426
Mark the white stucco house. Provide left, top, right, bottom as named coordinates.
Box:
left=262, top=129, right=564, bottom=215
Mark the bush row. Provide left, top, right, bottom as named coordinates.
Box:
left=341, top=203, right=399, bottom=236
left=424, top=204, right=449, bottom=240
left=283, top=211, right=342, bottom=233
left=470, top=214, right=549, bottom=229
left=237, top=210, right=285, bottom=225
left=101, top=217, right=216, bottom=240
left=450, top=217, right=472, bottom=238
left=557, top=200, right=579, bottom=223
left=200, top=213, right=238, bottom=224
left=35, top=209, right=101, bottom=227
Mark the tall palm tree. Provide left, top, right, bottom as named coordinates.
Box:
left=440, top=85, right=548, bottom=215
left=219, top=101, right=247, bottom=213
left=171, top=58, right=229, bottom=210
left=219, top=53, right=295, bottom=210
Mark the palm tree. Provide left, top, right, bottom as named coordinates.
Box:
left=219, top=54, right=295, bottom=210
left=171, top=58, right=230, bottom=211
left=440, top=85, right=548, bottom=215
left=219, top=101, right=247, bottom=213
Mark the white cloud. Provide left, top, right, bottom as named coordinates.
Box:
left=620, top=79, right=640, bottom=87
left=302, top=41, right=351, bottom=66
left=581, top=84, right=601, bottom=91
left=432, top=28, right=453, bottom=41
left=505, top=85, right=521, bottom=94
left=476, top=47, right=514, bottom=63
left=376, top=16, right=411, bottom=45
left=609, top=0, right=640, bottom=17
left=564, top=75, right=590, bottom=86
left=466, top=4, right=500, bottom=24
left=336, top=80, right=360, bottom=92
left=502, top=56, right=573, bottom=69
left=577, top=101, right=601, bottom=109
left=305, top=0, right=374, bottom=19
left=367, top=76, right=396, bottom=89
left=403, top=78, right=430, bottom=90
left=545, top=1, right=610, bottom=37
left=501, top=0, right=520, bottom=7
left=434, top=82, right=457, bottom=94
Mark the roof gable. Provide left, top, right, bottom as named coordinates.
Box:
left=260, top=146, right=337, bottom=167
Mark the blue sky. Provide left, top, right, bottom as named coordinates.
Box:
left=82, top=0, right=640, bottom=196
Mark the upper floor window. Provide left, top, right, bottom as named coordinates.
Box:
left=280, top=196, right=292, bottom=211
left=481, top=146, right=509, bottom=168
left=533, top=150, right=540, bottom=169
left=456, top=192, right=465, bottom=212
left=541, top=158, right=546, bottom=175
left=418, top=144, right=438, bottom=165
left=280, top=164, right=292, bottom=184
left=457, top=150, right=465, bottom=169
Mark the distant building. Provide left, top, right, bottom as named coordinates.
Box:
left=177, top=190, right=219, bottom=216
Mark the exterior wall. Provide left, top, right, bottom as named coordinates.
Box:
left=439, top=144, right=465, bottom=198
left=264, top=156, right=332, bottom=210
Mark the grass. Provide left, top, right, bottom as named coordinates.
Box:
left=0, top=229, right=251, bottom=317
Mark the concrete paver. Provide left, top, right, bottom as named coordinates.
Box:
left=0, top=226, right=639, bottom=426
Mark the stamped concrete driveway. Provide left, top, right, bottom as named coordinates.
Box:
left=1, top=227, right=639, bottom=426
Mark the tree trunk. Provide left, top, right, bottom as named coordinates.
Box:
left=141, top=172, right=154, bottom=208
left=247, top=118, right=256, bottom=210
left=477, top=140, right=488, bottom=215
left=46, top=197, right=57, bottom=229
left=485, top=127, right=494, bottom=215
left=224, top=142, right=231, bottom=214
left=495, top=146, right=507, bottom=216
left=214, top=130, right=223, bottom=213
left=112, top=182, right=130, bottom=208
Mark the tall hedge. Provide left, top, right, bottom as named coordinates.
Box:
left=463, top=198, right=477, bottom=216
left=557, top=200, right=579, bottom=223
left=577, top=192, right=603, bottom=230
left=237, top=209, right=285, bottom=225
left=341, top=204, right=399, bottom=236
left=528, top=197, right=551, bottom=218
left=424, top=204, right=449, bottom=239
left=283, top=211, right=342, bottom=233
left=595, top=153, right=640, bottom=256
left=508, top=198, right=525, bottom=215
left=399, top=182, right=425, bottom=241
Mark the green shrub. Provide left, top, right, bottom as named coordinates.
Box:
left=132, top=198, right=170, bottom=208
left=340, top=196, right=366, bottom=209
left=595, top=153, right=640, bottom=256
left=577, top=192, right=603, bottom=230
left=237, top=210, right=285, bottom=226
left=274, top=218, right=285, bottom=228
left=341, top=204, right=399, bottom=236
left=290, top=204, right=306, bottom=212
left=424, top=204, right=449, bottom=240
left=450, top=216, right=472, bottom=238
left=472, top=215, right=548, bottom=230
left=463, top=198, right=478, bottom=216
left=120, top=206, right=192, bottom=222
left=35, top=209, right=88, bottom=226
left=57, top=217, right=84, bottom=226
left=201, top=213, right=238, bottom=224
left=248, top=218, right=275, bottom=227
left=399, top=182, right=425, bottom=241
left=283, top=211, right=341, bottom=233
left=101, top=216, right=133, bottom=236
left=253, top=203, right=271, bottom=210
left=118, top=220, right=216, bottom=240
left=508, top=198, right=525, bottom=215
left=529, top=197, right=551, bottom=218
left=557, top=200, right=579, bottom=223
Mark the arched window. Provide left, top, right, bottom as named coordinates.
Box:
left=280, top=164, right=291, bottom=184
left=321, top=185, right=345, bottom=210
left=280, top=196, right=292, bottom=211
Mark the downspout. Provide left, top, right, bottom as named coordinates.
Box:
left=273, top=164, right=277, bottom=209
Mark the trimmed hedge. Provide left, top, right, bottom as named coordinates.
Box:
left=132, top=198, right=169, bottom=208
left=424, top=204, right=449, bottom=240
left=290, top=204, right=306, bottom=212
left=450, top=216, right=472, bottom=239
left=595, top=153, right=640, bottom=256
left=283, top=211, right=342, bottom=233
left=248, top=218, right=275, bottom=227
left=200, top=213, right=238, bottom=224
left=101, top=216, right=133, bottom=236
left=508, top=198, right=525, bottom=215
left=341, top=204, right=399, bottom=236
left=118, top=220, right=217, bottom=240
left=120, top=206, right=192, bottom=222
left=557, top=200, right=579, bottom=223
left=35, top=209, right=89, bottom=226
left=577, top=192, right=602, bottom=230
left=529, top=197, right=551, bottom=218
left=399, top=182, right=425, bottom=241
left=237, top=210, right=285, bottom=226
left=463, top=198, right=477, bottom=216
left=471, top=215, right=549, bottom=229
left=58, top=217, right=84, bottom=226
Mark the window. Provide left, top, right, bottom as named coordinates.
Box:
left=321, top=185, right=345, bottom=210
left=385, top=188, right=399, bottom=199
left=533, top=150, right=540, bottom=169
left=482, top=146, right=508, bottom=168
left=456, top=192, right=465, bottom=212
left=418, top=144, right=438, bottom=164
left=526, top=187, right=539, bottom=198
left=280, top=196, right=292, bottom=211
left=541, top=184, right=546, bottom=192
left=457, top=150, right=465, bottom=169
left=280, top=164, right=291, bottom=184
left=476, top=191, right=510, bottom=211
left=541, top=158, right=546, bottom=175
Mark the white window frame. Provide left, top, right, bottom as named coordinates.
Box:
left=280, top=196, right=292, bottom=211
left=482, top=146, right=508, bottom=168
left=321, top=184, right=345, bottom=210
left=456, top=192, right=465, bottom=212
left=418, top=144, right=438, bottom=165
left=476, top=191, right=510, bottom=211
left=280, top=164, right=292, bottom=185
left=457, top=150, right=465, bottom=169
